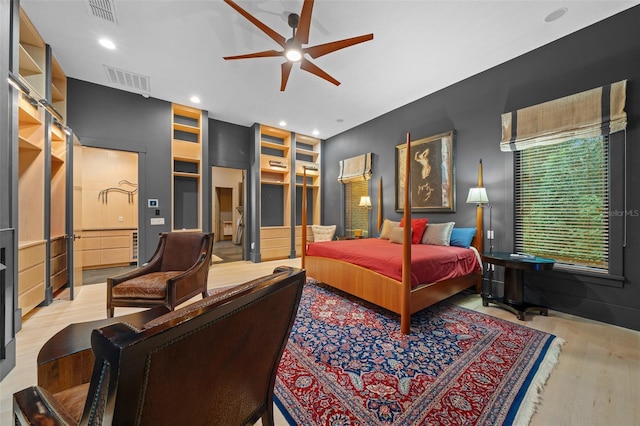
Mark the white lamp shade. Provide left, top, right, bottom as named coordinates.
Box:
left=359, top=196, right=372, bottom=207
left=466, top=187, right=489, bottom=204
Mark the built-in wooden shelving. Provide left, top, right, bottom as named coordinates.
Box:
left=256, top=126, right=322, bottom=261
left=18, top=10, right=46, bottom=99
left=259, top=126, right=291, bottom=260
left=172, top=104, right=202, bottom=231
left=12, top=7, right=72, bottom=314
left=17, top=89, right=46, bottom=315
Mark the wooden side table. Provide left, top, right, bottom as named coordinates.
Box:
left=480, top=252, right=555, bottom=320
left=37, top=307, right=169, bottom=393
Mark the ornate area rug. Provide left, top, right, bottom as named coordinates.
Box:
left=274, top=281, right=564, bottom=425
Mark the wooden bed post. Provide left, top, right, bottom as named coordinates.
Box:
left=474, top=160, right=485, bottom=293
left=301, top=167, right=308, bottom=269
left=377, top=177, right=383, bottom=233
left=401, top=133, right=412, bottom=335
left=475, top=160, right=484, bottom=255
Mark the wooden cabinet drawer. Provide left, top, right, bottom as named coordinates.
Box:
left=261, top=237, right=290, bottom=250
left=19, top=262, right=45, bottom=294
left=83, top=251, right=101, bottom=268
left=100, top=248, right=130, bottom=265
left=19, top=283, right=45, bottom=315
left=18, top=242, right=46, bottom=314
left=19, top=242, right=46, bottom=271
left=50, top=251, right=67, bottom=275
left=261, top=226, right=291, bottom=260
left=261, top=247, right=290, bottom=260
left=261, top=227, right=290, bottom=239
left=81, top=232, right=101, bottom=250
left=80, top=229, right=136, bottom=269
left=101, top=235, right=130, bottom=249
left=50, top=236, right=67, bottom=257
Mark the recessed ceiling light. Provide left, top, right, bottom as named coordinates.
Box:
left=545, top=7, right=568, bottom=23
left=99, top=38, right=116, bottom=50
left=279, top=120, right=287, bottom=127
left=190, top=96, right=201, bottom=104
left=312, top=129, right=319, bottom=136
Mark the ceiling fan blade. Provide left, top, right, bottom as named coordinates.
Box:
left=300, top=58, right=340, bottom=86
left=281, top=62, right=294, bottom=91
left=224, top=0, right=286, bottom=47
left=223, top=50, right=283, bottom=60
left=304, top=33, right=373, bottom=59
left=294, top=0, right=314, bottom=45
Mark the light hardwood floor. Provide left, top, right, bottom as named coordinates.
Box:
left=1, top=258, right=639, bottom=425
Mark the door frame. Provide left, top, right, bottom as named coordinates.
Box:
left=66, top=139, right=145, bottom=297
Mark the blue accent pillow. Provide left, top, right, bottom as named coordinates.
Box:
left=450, top=228, right=476, bottom=248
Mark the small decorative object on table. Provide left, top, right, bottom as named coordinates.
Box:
left=481, top=251, right=555, bottom=320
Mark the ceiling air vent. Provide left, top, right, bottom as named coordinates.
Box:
left=87, top=0, right=117, bottom=23
left=104, top=65, right=151, bottom=95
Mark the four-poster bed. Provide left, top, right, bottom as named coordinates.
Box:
left=302, top=133, right=483, bottom=334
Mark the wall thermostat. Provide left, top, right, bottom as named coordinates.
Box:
left=147, top=199, right=159, bottom=208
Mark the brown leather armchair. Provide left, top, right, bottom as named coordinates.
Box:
left=14, top=266, right=306, bottom=426
left=107, top=231, right=213, bottom=318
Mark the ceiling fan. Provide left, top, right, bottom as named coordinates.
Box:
left=223, top=0, right=373, bottom=91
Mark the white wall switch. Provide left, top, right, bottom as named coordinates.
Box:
left=487, top=230, right=494, bottom=240
left=150, top=217, right=165, bottom=225
left=118, top=216, right=123, bottom=222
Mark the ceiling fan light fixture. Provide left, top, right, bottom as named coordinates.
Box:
left=285, top=40, right=302, bottom=62
left=223, top=0, right=373, bottom=90
left=285, top=49, right=302, bottom=62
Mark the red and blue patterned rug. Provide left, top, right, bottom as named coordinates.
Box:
left=274, top=281, right=564, bottom=425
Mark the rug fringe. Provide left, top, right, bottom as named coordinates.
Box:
left=512, top=336, right=566, bottom=425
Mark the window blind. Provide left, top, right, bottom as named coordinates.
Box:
left=337, top=153, right=372, bottom=183
left=501, top=80, right=626, bottom=152
left=345, top=180, right=369, bottom=236
left=515, top=136, right=609, bottom=270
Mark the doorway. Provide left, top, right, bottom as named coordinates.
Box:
left=212, top=167, right=244, bottom=263
left=79, top=146, right=139, bottom=285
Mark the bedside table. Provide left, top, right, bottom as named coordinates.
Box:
left=481, top=252, right=555, bottom=320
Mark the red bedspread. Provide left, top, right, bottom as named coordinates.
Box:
left=306, top=239, right=481, bottom=288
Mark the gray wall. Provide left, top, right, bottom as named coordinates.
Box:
left=322, top=6, right=640, bottom=331
left=67, top=80, right=174, bottom=262
left=209, top=118, right=251, bottom=170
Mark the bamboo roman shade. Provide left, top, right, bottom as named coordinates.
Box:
left=501, top=80, right=627, bottom=152
left=337, top=152, right=372, bottom=183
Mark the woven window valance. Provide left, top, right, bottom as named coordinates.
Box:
left=337, top=152, right=372, bottom=183
left=500, top=80, right=627, bottom=152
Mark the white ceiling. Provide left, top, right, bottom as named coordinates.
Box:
left=21, top=0, right=639, bottom=139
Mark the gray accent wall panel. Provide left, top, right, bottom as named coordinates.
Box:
left=209, top=118, right=251, bottom=170
left=67, top=79, right=172, bottom=262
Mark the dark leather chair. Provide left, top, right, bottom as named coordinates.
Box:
left=14, top=266, right=306, bottom=426
left=107, top=231, right=213, bottom=318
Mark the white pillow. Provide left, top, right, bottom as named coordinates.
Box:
left=389, top=226, right=410, bottom=244
left=421, top=222, right=455, bottom=246
left=379, top=219, right=400, bottom=240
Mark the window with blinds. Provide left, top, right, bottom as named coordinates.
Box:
left=345, top=180, right=369, bottom=237
left=515, top=135, right=609, bottom=271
